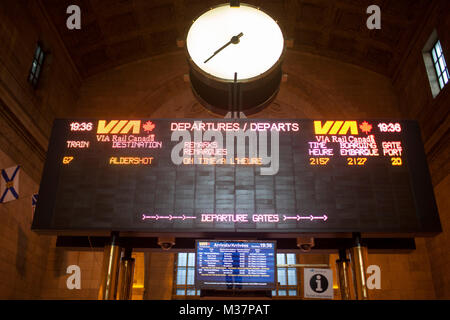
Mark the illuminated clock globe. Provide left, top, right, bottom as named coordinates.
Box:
left=186, top=3, right=285, bottom=115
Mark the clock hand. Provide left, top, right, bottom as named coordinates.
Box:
left=204, top=32, right=243, bottom=63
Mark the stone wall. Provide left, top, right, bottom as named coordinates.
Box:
left=0, top=0, right=81, bottom=183
left=0, top=0, right=80, bottom=300
left=38, top=247, right=103, bottom=300
left=74, top=50, right=401, bottom=120
left=0, top=148, right=53, bottom=299
left=392, top=0, right=450, bottom=299
left=144, top=253, right=175, bottom=300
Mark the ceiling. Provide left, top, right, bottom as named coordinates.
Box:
left=41, top=0, right=431, bottom=78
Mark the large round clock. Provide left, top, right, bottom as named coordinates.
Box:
left=186, top=3, right=285, bottom=115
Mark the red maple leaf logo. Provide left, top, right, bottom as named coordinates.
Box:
left=143, top=121, right=155, bottom=132
left=359, top=121, right=372, bottom=134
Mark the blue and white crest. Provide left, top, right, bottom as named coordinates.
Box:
left=0, top=165, right=20, bottom=203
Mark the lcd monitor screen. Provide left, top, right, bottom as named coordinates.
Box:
left=195, top=240, right=276, bottom=290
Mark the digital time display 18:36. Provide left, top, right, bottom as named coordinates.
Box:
left=32, top=119, right=442, bottom=237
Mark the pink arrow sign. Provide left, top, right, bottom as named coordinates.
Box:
left=283, top=214, right=328, bottom=222
left=312, top=215, right=328, bottom=221
left=142, top=214, right=197, bottom=221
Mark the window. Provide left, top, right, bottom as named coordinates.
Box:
left=423, top=31, right=448, bottom=98
left=173, top=252, right=200, bottom=298
left=28, top=42, right=45, bottom=88
left=431, top=40, right=449, bottom=90
left=272, top=253, right=299, bottom=297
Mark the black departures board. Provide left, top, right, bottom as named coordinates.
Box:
left=32, top=119, right=441, bottom=236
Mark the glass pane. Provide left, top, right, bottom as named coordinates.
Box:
left=286, top=254, right=296, bottom=265
left=435, top=41, right=442, bottom=56
left=177, top=269, right=186, bottom=285
left=439, top=57, right=445, bottom=74
left=287, top=268, right=297, bottom=285
left=197, top=289, right=201, bottom=296
left=277, top=268, right=286, bottom=285
left=278, top=290, right=287, bottom=296
left=432, top=48, right=438, bottom=62
left=176, top=289, right=185, bottom=296
left=187, top=268, right=195, bottom=285
left=187, top=289, right=196, bottom=296
left=277, top=254, right=286, bottom=265
left=188, top=253, right=195, bottom=266
left=288, top=290, right=297, bottom=296
left=439, top=76, right=444, bottom=89
left=31, top=60, right=37, bottom=74
left=35, top=65, right=41, bottom=78
left=178, top=253, right=187, bottom=266
left=35, top=46, right=41, bottom=59
left=443, top=70, right=449, bottom=84
left=39, top=51, right=45, bottom=64
left=271, top=290, right=276, bottom=296
left=435, top=61, right=442, bottom=75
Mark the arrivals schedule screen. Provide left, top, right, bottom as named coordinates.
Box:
left=32, top=119, right=441, bottom=236
left=195, top=240, right=276, bottom=290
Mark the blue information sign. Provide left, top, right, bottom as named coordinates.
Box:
left=195, top=240, right=276, bottom=290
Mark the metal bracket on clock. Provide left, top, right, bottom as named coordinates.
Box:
left=230, top=0, right=240, bottom=8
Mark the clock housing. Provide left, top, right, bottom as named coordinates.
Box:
left=186, top=4, right=285, bottom=115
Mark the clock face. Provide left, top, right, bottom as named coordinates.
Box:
left=186, top=4, right=284, bottom=81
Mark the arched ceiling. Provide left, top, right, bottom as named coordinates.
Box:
left=41, top=0, right=431, bottom=78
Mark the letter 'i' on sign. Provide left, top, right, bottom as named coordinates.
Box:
left=66, top=265, right=81, bottom=289
left=66, top=5, right=81, bottom=30
left=315, top=275, right=323, bottom=292
left=366, top=5, right=381, bottom=30
left=366, top=265, right=381, bottom=289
